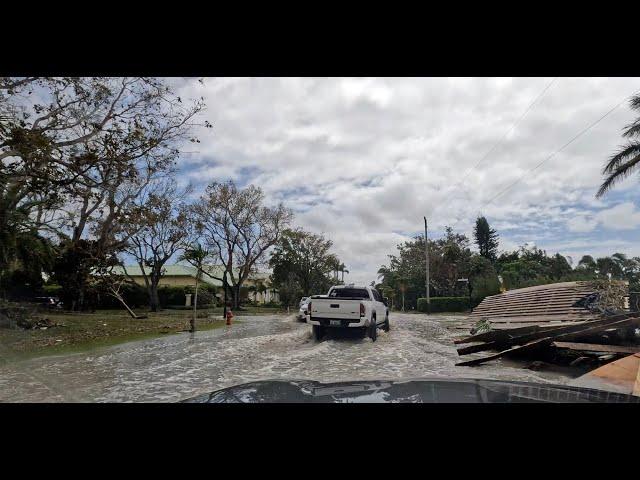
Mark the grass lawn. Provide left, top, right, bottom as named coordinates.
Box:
left=0, top=305, right=286, bottom=362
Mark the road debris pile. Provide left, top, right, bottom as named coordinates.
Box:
left=17, top=316, right=64, bottom=330
left=455, top=281, right=640, bottom=367
left=0, top=302, right=64, bottom=330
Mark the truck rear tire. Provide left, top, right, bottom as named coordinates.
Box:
left=368, top=317, right=377, bottom=342
left=312, top=325, right=324, bottom=341
left=383, top=314, right=390, bottom=332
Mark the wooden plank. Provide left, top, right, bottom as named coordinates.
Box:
left=488, top=320, right=590, bottom=330
left=455, top=315, right=640, bottom=365
left=472, top=310, right=588, bottom=316
left=478, top=288, right=594, bottom=300
left=456, top=337, right=551, bottom=366
left=472, top=304, right=591, bottom=312
left=552, top=342, right=640, bottom=354
left=477, top=291, right=593, bottom=302
left=572, top=353, right=640, bottom=396
left=454, top=323, right=568, bottom=345
left=634, top=356, right=640, bottom=397
left=473, top=297, right=592, bottom=306
left=487, top=316, right=594, bottom=324
left=473, top=305, right=593, bottom=312
left=474, top=297, right=591, bottom=305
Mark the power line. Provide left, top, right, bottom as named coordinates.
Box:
left=437, top=77, right=558, bottom=215
left=449, top=88, right=640, bottom=231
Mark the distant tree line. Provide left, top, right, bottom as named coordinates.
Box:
left=376, top=215, right=640, bottom=311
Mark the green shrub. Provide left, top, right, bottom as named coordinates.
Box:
left=417, top=296, right=470, bottom=313
left=42, top=284, right=63, bottom=296
left=157, top=285, right=219, bottom=308
left=471, top=275, right=501, bottom=307
left=89, top=283, right=219, bottom=310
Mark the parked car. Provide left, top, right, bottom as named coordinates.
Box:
left=34, top=296, right=63, bottom=310
left=308, top=285, right=389, bottom=341
left=297, top=298, right=311, bottom=322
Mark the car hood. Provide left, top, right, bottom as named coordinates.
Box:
left=182, top=377, right=640, bottom=403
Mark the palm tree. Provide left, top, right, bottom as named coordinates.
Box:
left=179, top=243, right=209, bottom=332
left=339, top=263, right=349, bottom=283
left=597, top=94, right=640, bottom=198
left=577, top=255, right=596, bottom=271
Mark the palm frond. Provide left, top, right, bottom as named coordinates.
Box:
left=602, top=143, right=640, bottom=174
left=630, top=94, right=640, bottom=111
left=623, top=118, right=640, bottom=138
left=596, top=145, right=640, bottom=198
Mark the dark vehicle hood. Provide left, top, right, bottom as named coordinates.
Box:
left=182, top=377, right=640, bottom=403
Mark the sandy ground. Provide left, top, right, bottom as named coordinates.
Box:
left=0, top=312, right=579, bottom=402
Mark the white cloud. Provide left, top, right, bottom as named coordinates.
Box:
left=597, top=202, right=640, bottom=230
left=566, top=202, right=640, bottom=233
left=567, top=215, right=599, bottom=233
left=171, top=77, right=640, bottom=286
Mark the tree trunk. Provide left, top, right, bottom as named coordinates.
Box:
left=149, top=281, right=160, bottom=312
left=191, top=274, right=198, bottom=332
left=78, top=287, right=85, bottom=311
left=110, top=289, right=142, bottom=319
left=233, top=283, right=241, bottom=309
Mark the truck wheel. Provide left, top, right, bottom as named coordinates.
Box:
left=312, top=325, right=324, bottom=341
left=383, top=314, right=390, bottom=332
left=368, top=317, right=377, bottom=342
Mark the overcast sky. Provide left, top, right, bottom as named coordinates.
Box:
left=172, top=77, right=640, bottom=286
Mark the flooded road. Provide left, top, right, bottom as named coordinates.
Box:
left=0, top=313, right=578, bottom=402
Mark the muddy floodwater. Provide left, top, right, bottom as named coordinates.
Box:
left=0, top=313, right=580, bottom=402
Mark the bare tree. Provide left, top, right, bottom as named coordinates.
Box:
left=194, top=181, right=293, bottom=308
left=0, top=77, right=209, bottom=303
left=124, top=180, right=190, bottom=312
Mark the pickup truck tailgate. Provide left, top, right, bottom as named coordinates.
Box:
left=310, top=299, right=361, bottom=320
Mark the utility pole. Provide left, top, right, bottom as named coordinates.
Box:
left=424, top=216, right=430, bottom=313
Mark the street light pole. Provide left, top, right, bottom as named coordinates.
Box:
left=424, top=216, right=430, bottom=313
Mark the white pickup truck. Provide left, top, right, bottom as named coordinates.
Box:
left=307, top=285, right=390, bottom=341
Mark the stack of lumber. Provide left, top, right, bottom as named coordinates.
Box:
left=455, top=312, right=640, bottom=367
left=469, top=281, right=600, bottom=328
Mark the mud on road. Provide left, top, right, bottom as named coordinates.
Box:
left=0, top=313, right=578, bottom=402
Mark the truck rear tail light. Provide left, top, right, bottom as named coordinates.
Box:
left=360, top=303, right=365, bottom=317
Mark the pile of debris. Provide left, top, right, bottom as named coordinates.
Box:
left=0, top=302, right=64, bottom=330
left=468, top=281, right=612, bottom=329
left=17, top=316, right=64, bottom=330
left=456, top=281, right=639, bottom=367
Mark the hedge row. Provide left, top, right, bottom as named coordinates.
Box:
left=42, top=283, right=219, bottom=309
left=417, top=297, right=470, bottom=313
